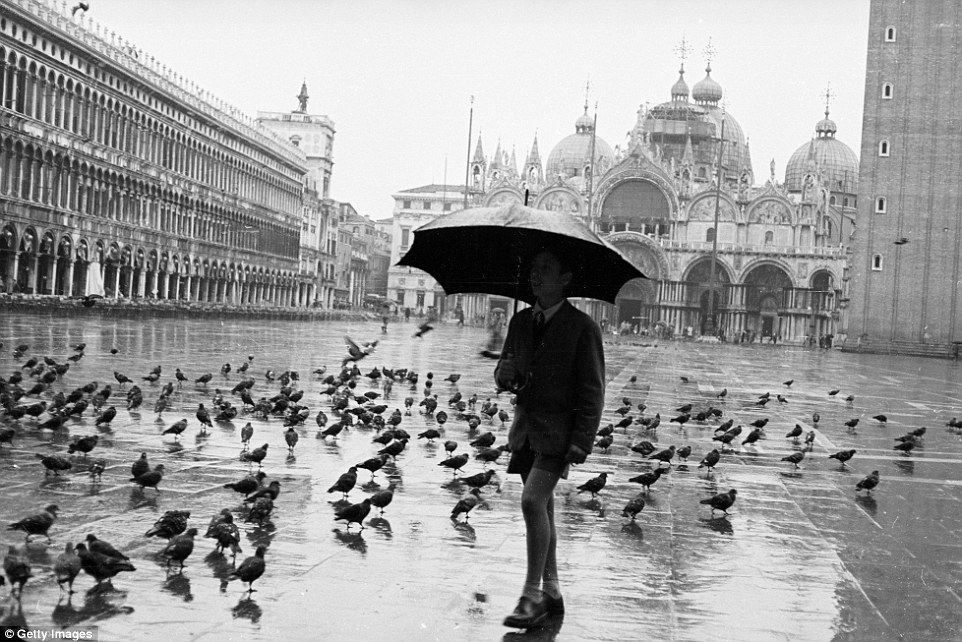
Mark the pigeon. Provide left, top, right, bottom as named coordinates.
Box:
left=844, top=418, right=860, bottom=431
left=648, top=445, right=676, bottom=465
left=229, top=546, right=267, bottom=592
left=342, top=336, right=374, bottom=367
left=670, top=413, right=690, bottom=427
left=131, top=452, right=150, bottom=478
left=418, top=428, right=442, bottom=442
left=0, top=427, right=16, bottom=449
left=783, top=379, right=794, bottom=387
left=3, top=546, right=32, bottom=597
left=628, top=468, right=663, bottom=493
left=445, top=373, right=461, bottom=383
left=162, top=418, right=189, bottom=440
left=893, top=440, right=916, bottom=454
left=334, top=498, right=372, bottom=530
left=439, top=453, right=470, bottom=475
left=742, top=428, right=763, bottom=446
left=145, top=510, right=191, bottom=540
left=804, top=430, right=816, bottom=449
left=54, top=542, right=82, bottom=594
left=785, top=424, right=803, bottom=442
left=370, top=483, right=398, bottom=515
left=196, top=404, right=213, bottom=432
left=845, top=395, right=856, bottom=403
left=829, top=449, right=857, bottom=467
left=84, top=534, right=128, bottom=561
left=131, top=464, right=165, bottom=491
left=413, top=323, right=434, bottom=338
left=240, top=422, right=254, bottom=448
left=716, top=388, right=728, bottom=398
left=698, top=449, right=721, bottom=473
left=71, top=2, right=89, bottom=17
left=195, top=373, right=213, bottom=386
left=828, top=389, right=840, bottom=396
left=206, top=512, right=242, bottom=557
left=909, top=426, right=927, bottom=439
left=856, top=470, right=880, bottom=494
left=75, top=541, right=136, bottom=585
left=7, top=505, right=59, bottom=542
left=450, top=488, right=483, bottom=521
left=461, top=469, right=497, bottom=491
left=88, top=459, right=106, bottom=481
left=35, top=453, right=72, bottom=476
left=378, top=438, right=409, bottom=459
left=247, top=497, right=274, bottom=525
left=622, top=494, right=646, bottom=521
left=241, top=443, right=269, bottom=467
left=676, top=445, right=692, bottom=461
left=700, top=488, right=738, bottom=515
left=284, top=427, right=299, bottom=454
left=873, top=414, right=888, bottom=423
left=595, top=434, right=614, bottom=452
left=475, top=445, right=508, bottom=466
left=781, top=451, right=805, bottom=468
left=328, top=467, right=358, bottom=499
left=576, top=472, right=609, bottom=498
left=223, top=471, right=266, bottom=496
left=68, top=434, right=99, bottom=458
left=749, top=418, right=769, bottom=429
left=161, top=526, right=198, bottom=567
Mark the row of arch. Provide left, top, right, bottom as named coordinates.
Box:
left=1, top=134, right=299, bottom=258
left=1, top=44, right=302, bottom=214
left=0, top=222, right=315, bottom=307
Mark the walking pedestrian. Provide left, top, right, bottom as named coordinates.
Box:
left=495, top=246, right=605, bottom=629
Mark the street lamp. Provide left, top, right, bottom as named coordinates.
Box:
left=705, top=107, right=726, bottom=336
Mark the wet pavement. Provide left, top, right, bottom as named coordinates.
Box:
left=1, top=311, right=961, bottom=641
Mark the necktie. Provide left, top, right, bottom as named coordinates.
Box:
left=533, top=311, right=546, bottom=344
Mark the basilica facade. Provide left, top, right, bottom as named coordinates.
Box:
left=466, top=62, right=858, bottom=343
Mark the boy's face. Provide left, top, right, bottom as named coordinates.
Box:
left=529, top=250, right=571, bottom=305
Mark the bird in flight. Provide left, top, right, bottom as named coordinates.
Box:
left=72, top=2, right=89, bottom=17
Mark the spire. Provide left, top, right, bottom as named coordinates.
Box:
left=815, top=82, right=837, bottom=138
left=297, top=80, right=309, bottom=112
left=672, top=35, right=692, bottom=102
left=682, top=133, right=694, bottom=165
left=492, top=139, right=503, bottom=168
left=525, top=133, right=542, bottom=166
left=509, top=145, right=518, bottom=175
left=472, top=134, right=485, bottom=163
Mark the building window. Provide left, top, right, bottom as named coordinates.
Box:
left=829, top=196, right=836, bottom=205
left=400, top=227, right=410, bottom=248
left=872, top=254, right=883, bottom=271
left=764, top=231, right=774, bottom=245
left=878, top=140, right=890, bottom=156
left=843, top=197, right=850, bottom=207
left=402, top=200, right=411, bottom=209
left=416, top=291, right=425, bottom=308
left=882, top=83, right=893, bottom=99
left=875, top=197, right=887, bottom=214
left=423, top=201, right=431, bottom=211
left=706, top=227, right=716, bottom=242
left=443, top=203, right=452, bottom=211
left=885, top=26, right=896, bottom=42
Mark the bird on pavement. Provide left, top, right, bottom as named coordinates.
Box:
left=630, top=441, right=657, bottom=456
left=145, top=510, right=191, bottom=540
left=783, top=379, right=794, bottom=387
left=438, top=453, right=469, bottom=475
left=450, top=488, right=483, bottom=521
left=334, top=498, right=372, bottom=530
left=95, top=406, right=116, bottom=427
left=131, top=464, right=165, bottom=491
left=196, top=404, right=213, bottom=433
left=873, top=414, right=888, bottom=423
left=370, top=483, right=398, bottom=515
left=241, top=443, right=269, bottom=467
left=856, top=471, right=880, bottom=494
left=628, top=468, right=663, bottom=493
left=700, top=489, right=738, bottom=515
left=804, top=430, right=816, bottom=450
left=247, top=497, right=274, bottom=525
left=328, top=467, right=358, bottom=499
left=670, top=413, right=690, bottom=427
left=162, top=528, right=198, bottom=569
left=475, top=445, right=508, bottom=467
left=647, top=445, right=676, bottom=467
left=54, top=542, right=82, bottom=594
left=228, top=546, right=267, bottom=593
left=622, top=494, right=646, bottom=521
left=698, top=449, right=721, bottom=474
left=785, top=424, right=803, bottom=442
left=7, top=505, right=59, bottom=542
left=356, top=454, right=390, bottom=481
left=75, top=542, right=136, bottom=586
left=206, top=512, right=242, bottom=558
left=576, top=472, right=609, bottom=498
left=893, top=440, right=916, bottom=455
left=284, top=427, right=299, bottom=454
left=67, top=435, right=99, bottom=458
left=222, top=471, right=266, bottom=496
left=162, top=418, right=188, bottom=440
left=828, top=389, right=840, bottom=396
left=595, top=434, right=614, bottom=453
left=781, top=451, right=805, bottom=468
left=4, top=546, right=32, bottom=598
left=413, top=323, right=434, bottom=338
left=676, top=445, right=692, bottom=461
left=130, top=452, right=150, bottom=479
left=742, top=428, right=764, bottom=447
left=35, top=453, right=72, bottom=476
left=829, top=449, right=857, bottom=467
left=461, top=469, right=497, bottom=492
left=749, top=418, right=769, bottom=429
left=716, top=388, right=728, bottom=399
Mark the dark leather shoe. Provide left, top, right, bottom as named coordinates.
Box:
left=542, top=593, right=565, bottom=615
left=503, top=596, right=548, bottom=628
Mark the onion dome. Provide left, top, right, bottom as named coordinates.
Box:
left=692, top=63, right=723, bottom=105
left=545, top=105, right=614, bottom=186
left=671, top=65, right=690, bottom=102
left=784, top=108, right=858, bottom=196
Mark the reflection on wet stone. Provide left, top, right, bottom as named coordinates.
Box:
left=2, top=314, right=962, bottom=640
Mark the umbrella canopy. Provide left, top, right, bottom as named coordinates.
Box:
left=397, top=202, right=646, bottom=305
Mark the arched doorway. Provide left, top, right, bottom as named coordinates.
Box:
left=743, top=263, right=793, bottom=338
left=683, top=258, right=732, bottom=335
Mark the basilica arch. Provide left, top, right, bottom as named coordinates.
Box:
left=742, top=262, right=794, bottom=338
left=606, top=231, right=668, bottom=327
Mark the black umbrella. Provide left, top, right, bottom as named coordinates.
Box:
left=397, top=202, right=646, bottom=305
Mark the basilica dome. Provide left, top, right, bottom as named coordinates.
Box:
left=784, top=109, right=859, bottom=196
left=545, top=106, right=615, bottom=186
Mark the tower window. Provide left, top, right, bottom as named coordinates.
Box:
left=884, top=26, right=896, bottom=42
left=875, top=197, right=887, bottom=214
left=882, top=83, right=893, bottom=99
left=872, top=254, right=883, bottom=271
left=878, top=140, right=890, bottom=157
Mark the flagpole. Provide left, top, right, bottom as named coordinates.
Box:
left=463, top=96, right=474, bottom=210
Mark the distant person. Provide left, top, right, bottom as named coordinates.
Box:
left=495, top=246, right=604, bottom=629
left=456, top=307, right=465, bottom=326
left=404, top=307, right=411, bottom=321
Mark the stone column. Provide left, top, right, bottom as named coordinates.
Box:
left=66, top=260, right=75, bottom=297
left=137, top=269, right=146, bottom=298
left=159, top=272, right=168, bottom=299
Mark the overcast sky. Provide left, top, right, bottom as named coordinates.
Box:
left=86, top=0, right=871, bottom=220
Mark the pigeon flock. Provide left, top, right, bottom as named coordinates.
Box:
left=0, top=330, right=954, bottom=628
